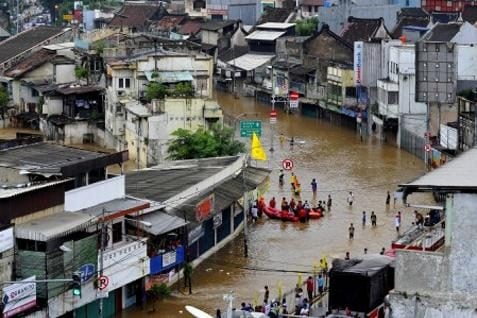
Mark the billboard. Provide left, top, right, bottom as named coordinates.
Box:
left=2, top=276, right=37, bottom=318
left=195, top=194, right=215, bottom=222
left=354, top=41, right=363, bottom=85
left=0, top=227, right=13, bottom=253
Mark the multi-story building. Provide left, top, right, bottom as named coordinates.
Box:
left=104, top=49, right=214, bottom=153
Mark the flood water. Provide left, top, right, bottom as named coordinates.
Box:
left=123, top=91, right=430, bottom=318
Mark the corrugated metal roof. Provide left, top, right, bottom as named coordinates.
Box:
left=401, top=147, right=477, bottom=191
left=133, top=211, right=188, bottom=236
left=245, top=30, right=286, bottom=41
left=125, top=103, right=151, bottom=118
left=227, top=53, right=274, bottom=71
left=72, top=198, right=148, bottom=216
left=0, top=179, right=71, bottom=199
left=15, top=212, right=95, bottom=241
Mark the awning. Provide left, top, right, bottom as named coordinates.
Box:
left=245, top=30, right=286, bottom=41
left=135, top=211, right=189, bottom=236
left=145, top=70, right=193, bottom=83
left=15, top=212, right=95, bottom=241
left=400, top=147, right=477, bottom=192
left=227, top=54, right=274, bottom=71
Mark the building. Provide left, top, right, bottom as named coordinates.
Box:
left=125, top=156, right=270, bottom=278
left=318, top=0, right=400, bottom=34
left=391, top=147, right=477, bottom=317
left=124, top=98, right=224, bottom=167
left=391, top=8, right=430, bottom=39
left=107, top=1, right=166, bottom=33
left=456, top=94, right=477, bottom=152
left=300, top=0, right=324, bottom=18
left=200, top=20, right=238, bottom=59
left=0, top=26, right=72, bottom=72
left=228, top=0, right=262, bottom=25
left=104, top=49, right=214, bottom=152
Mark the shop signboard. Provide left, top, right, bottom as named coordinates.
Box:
left=354, top=41, right=363, bottom=85
left=162, top=251, right=177, bottom=268
left=195, top=194, right=215, bottom=222
left=213, top=212, right=223, bottom=228
left=2, top=276, right=36, bottom=318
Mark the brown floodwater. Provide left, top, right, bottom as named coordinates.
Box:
left=123, top=91, right=430, bottom=318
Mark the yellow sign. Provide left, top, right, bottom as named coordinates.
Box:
left=63, top=14, right=73, bottom=21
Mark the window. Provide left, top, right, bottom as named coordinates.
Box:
left=388, top=92, right=398, bottom=104
left=112, top=222, right=123, bottom=243
left=345, top=87, right=356, bottom=98
left=118, top=78, right=131, bottom=89
left=31, top=88, right=39, bottom=97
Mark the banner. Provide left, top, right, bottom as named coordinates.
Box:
left=2, top=276, right=36, bottom=318
left=354, top=41, right=363, bottom=85
left=0, top=227, right=13, bottom=253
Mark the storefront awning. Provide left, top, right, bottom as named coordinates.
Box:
left=135, top=211, right=189, bottom=236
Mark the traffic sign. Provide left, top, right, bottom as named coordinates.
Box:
left=240, top=120, right=262, bottom=137
left=96, top=290, right=109, bottom=299
left=282, top=159, right=294, bottom=170
left=424, top=144, right=432, bottom=152
left=290, top=92, right=299, bottom=109
left=98, top=275, right=109, bottom=290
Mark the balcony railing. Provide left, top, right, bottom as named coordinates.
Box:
left=150, top=245, right=185, bottom=275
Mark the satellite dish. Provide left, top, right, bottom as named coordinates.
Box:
left=185, top=306, right=213, bottom=318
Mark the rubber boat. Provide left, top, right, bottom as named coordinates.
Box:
left=263, top=205, right=281, bottom=219
left=264, top=206, right=323, bottom=222
left=309, top=208, right=323, bottom=219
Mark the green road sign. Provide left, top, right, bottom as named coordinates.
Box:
left=240, top=120, right=262, bottom=137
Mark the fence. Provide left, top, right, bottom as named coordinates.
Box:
left=400, top=128, right=425, bottom=160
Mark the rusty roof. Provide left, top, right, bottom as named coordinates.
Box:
left=178, top=19, right=203, bottom=35
left=4, top=49, right=55, bottom=78
left=152, top=15, right=186, bottom=31
left=301, top=0, right=324, bottom=6
left=108, top=3, right=165, bottom=31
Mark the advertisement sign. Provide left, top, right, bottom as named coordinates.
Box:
left=274, top=72, right=289, bottom=96
left=2, top=276, right=36, bottom=318
left=195, top=194, right=215, bottom=222
left=354, top=41, right=363, bottom=85
left=289, top=92, right=299, bottom=109
left=162, top=251, right=177, bottom=268
left=101, top=240, right=149, bottom=292
left=0, top=227, right=13, bottom=253
left=188, top=225, right=204, bottom=244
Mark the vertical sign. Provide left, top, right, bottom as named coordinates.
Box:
left=290, top=92, right=299, bottom=109
left=354, top=41, right=363, bottom=85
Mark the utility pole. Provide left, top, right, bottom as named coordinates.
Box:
left=242, top=157, right=248, bottom=258
left=16, top=0, right=19, bottom=34
left=98, top=208, right=105, bottom=318
left=425, top=102, right=430, bottom=171
left=270, top=65, right=275, bottom=152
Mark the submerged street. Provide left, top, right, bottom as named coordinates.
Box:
left=123, top=91, right=430, bottom=318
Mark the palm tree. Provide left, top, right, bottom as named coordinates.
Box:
left=147, top=283, right=171, bottom=313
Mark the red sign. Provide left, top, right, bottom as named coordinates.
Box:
left=290, top=92, right=299, bottom=100
left=195, top=194, right=215, bottom=222
left=270, top=110, right=277, bottom=118
left=424, top=144, right=432, bottom=152
left=282, top=159, right=294, bottom=170
left=98, top=276, right=109, bottom=290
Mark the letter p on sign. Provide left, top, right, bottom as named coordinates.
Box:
left=282, top=159, right=294, bottom=170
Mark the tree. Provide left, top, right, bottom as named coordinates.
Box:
left=295, top=17, right=319, bottom=36
left=167, top=123, right=245, bottom=160
left=146, top=82, right=167, bottom=101
left=174, top=82, right=194, bottom=97
left=75, top=66, right=89, bottom=82
left=147, top=283, right=171, bottom=313
left=0, top=87, right=10, bottom=121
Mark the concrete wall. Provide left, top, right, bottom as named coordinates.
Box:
left=448, top=193, right=477, bottom=293
left=457, top=45, right=477, bottom=81
left=43, top=96, right=63, bottom=115
left=394, top=249, right=446, bottom=294
left=201, top=30, right=219, bottom=46
left=55, top=64, right=76, bottom=84
left=65, top=176, right=125, bottom=211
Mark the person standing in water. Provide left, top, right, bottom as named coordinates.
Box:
left=311, top=178, right=317, bottom=197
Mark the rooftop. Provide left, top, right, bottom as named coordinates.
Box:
left=301, top=0, right=324, bottom=6
left=341, top=16, right=387, bottom=45
left=399, top=7, right=429, bottom=18
left=218, top=46, right=249, bottom=62
left=422, top=23, right=461, bottom=41
left=152, top=15, right=186, bottom=31
left=227, top=53, right=275, bottom=71
left=15, top=212, right=95, bottom=241
left=178, top=19, right=203, bottom=35
left=400, top=147, right=477, bottom=192
left=108, top=2, right=165, bottom=30
left=201, top=20, right=236, bottom=31
left=75, top=198, right=150, bottom=219
left=246, top=30, right=286, bottom=41
left=0, top=142, right=126, bottom=177
left=0, top=25, right=10, bottom=38
left=431, top=12, right=459, bottom=24
left=0, top=26, right=68, bottom=65
left=257, top=22, right=295, bottom=30
left=134, top=211, right=188, bottom=236
left=0, top=179, right=71, bottom=199
left=462, top=6, right=477, bottom=24
left=392, top=17, right=430, bottom=39
left=125, top=156, right=239, bottom=203
left=4, top=49, right=56, bottom=78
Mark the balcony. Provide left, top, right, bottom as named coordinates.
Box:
left=306, top=84, right=325, bottom=100
left=150, top=245, right=185, bottom=275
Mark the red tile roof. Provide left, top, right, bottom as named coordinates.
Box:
left=108, top=3, right=165, bottom=31
left=4, top=49, right=55, bottom=78
left=152, top=15, right=186, bottom=31
left=178, top=19, right=203, bottom=35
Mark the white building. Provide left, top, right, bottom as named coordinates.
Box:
left=104, top=50, right=214, bottom=152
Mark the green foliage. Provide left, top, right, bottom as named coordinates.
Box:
left=0, top=87, right=9, bottom=119
left=146, top=82, right=167, bottom=101
left=167, top=123, right=245, bottom=160
left=147, top=283, right=171, bottom=312
left=173, top=82, right=194, bottom=97
left=74, top=66, right=89, bottom=80
left=295, top=17, right=319, bottom=36
left=92, top=40, right=106, bottom=54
